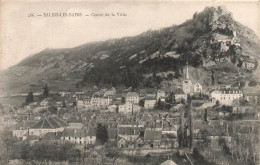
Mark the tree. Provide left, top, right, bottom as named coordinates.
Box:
left=188, top=97, right=193, bottom=149
left=62, top=98, right=66, bottom=108
left=26, top=91, right=34, bottom=105
left=105, top=142, right=122, bottom=165
left=43, top=84, right=49, bottom=98
left=204, top=109, right=208, bottom=122
left=211, top=70, right=215, bottom=85
left=157, top=98, right=163, bottom=109
left=216, top=100, right=220, bottom=107
left=96, top=123, right=108, bottom=145
left=170, top=92, right=175, bottom=104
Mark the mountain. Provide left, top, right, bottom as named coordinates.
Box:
left=1, top=6, right=260, bottom=96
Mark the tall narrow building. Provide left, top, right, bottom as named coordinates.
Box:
left=182, top=63, right=192, bottom=94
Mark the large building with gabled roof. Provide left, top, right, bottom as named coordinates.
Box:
left=173, top=87, right=187, bottom=102
left=29, top=116, right=69, bottom=136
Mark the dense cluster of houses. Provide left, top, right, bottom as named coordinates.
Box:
left=0, top=64, right=259, bottom=153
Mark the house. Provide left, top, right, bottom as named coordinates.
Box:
left=243, top=88, right=260, bottom=105
left=118, top=102, right=141, bottom=114
left=160, top=160, right=178, bottom=165
left=40, top=99, right=49, bottom=106
left=29, top=116, right=69, bottom=136
left=12, top=120, right=37, bottom=139
left=104, top=87, right=116, bottom=97
left=241, top=58, right=256, bottom=70
left=211, top=86, right=243, bottom=106
left=117, top=126, right=144, bottom=148
left=118, top=102, right=133, bottom=114
left=144, top=128, right=162, bottom=148
left=194, top=82, right=203, bottom=94
left=107, top=105, right=117, bottom=112
left=156, top=90, right=166, bottom=102
left=173, top=88, right=187, bottom=103
left=220, top=41, right=229, bottom=52
left=61, top=127, right=96, bottom=145
left=125, top=92, right=139, bottom=104
left=206, top=120, right=232, bottom=150
left=144, top=98, right=157, bottom=109
left=68, top=114, right=83, bottom=128
left=193, top=120, right=208, bottom=141
left=90, top=95, right=110, bottom=108
left=162, top=126, right=178, bottom=137
left=232, top=106, right=255, bottom=114
left=77, top=98, right=91, bottom=108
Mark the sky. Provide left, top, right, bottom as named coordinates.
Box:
left=0, top=1, right=259, bottom=70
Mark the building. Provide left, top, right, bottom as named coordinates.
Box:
left=118, top=102, right=140, bottom=114
left=118, top=102, right=133, bottom=114
left=144, top=98, right=157, bottom=109
left=144, top=128, right=162, bottom=148
left=117, top=126, right=144, bottom=148
left=68, top=115, right=83, bottom=128
left=173, top=88, right=187, bottom=103
left=211, top=86, right=243, bottom=106
left=77, top=98, right=91, bottom=108
left=243, top=88, right=260, bottom=106
left=40, top=99, right=49, bottom=106
left=125, top=92, right=139, bottom=104
left=29, top=116, right=69, bottom=136
left=90, top=95, right=110, bottom=108
left=61, top=127, right=96, bottom=145
left=194, top=82, right=203, bottom=94
left=156, top=90, right=166, bottom=102
left=160, top=160, right=178, bottom=165
left=182, top=64, right=193, bottom=94
left=232, top=106, right=255, bottom=114
left=13, top=120, right=37, bottom=139
left=104, top=87, right=116, bottom=97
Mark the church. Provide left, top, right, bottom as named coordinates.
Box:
left=182, top=64, right=203, bottom=95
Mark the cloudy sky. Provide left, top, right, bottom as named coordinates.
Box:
left=1, top=1, right=259, bottom=70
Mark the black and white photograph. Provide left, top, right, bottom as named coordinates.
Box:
left=0, top=0, right=259, bottom=165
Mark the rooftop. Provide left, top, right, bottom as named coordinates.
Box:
left=31, top=116, right=69, bottom=129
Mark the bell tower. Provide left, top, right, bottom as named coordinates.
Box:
left=182, top=62, right=192, bottom=94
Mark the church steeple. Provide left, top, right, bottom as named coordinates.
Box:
left=186, top=62, right=189, bottom=80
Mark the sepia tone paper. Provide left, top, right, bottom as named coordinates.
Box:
left=0, top=0, right=260, bottom=165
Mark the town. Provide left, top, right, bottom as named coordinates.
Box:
left=0, top=65, right=259, bottom=165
